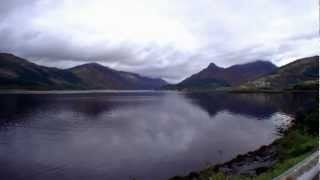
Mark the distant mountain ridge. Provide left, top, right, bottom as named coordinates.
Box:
left=1, top=53, right=318, bottom=91
left=0, top=53, right=167, bottom=90
left=165, top=60, right=277, bottom=90
left=70, top=62, right=167, bottom=90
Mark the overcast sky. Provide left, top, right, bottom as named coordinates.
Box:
left=0, top=0, right=318, bottom=82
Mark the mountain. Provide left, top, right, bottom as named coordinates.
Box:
left=0, top=53, right=83, bottom=90
left=237, top=56, right=319, bottom=91
left=69, top=63, right=167, bottom=90
left=165, top=60, right=277, bottom=90
left=0, top=53, right=167, bottom=90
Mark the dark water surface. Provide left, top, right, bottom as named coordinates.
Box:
left=0, top=91, right=316, bottom=180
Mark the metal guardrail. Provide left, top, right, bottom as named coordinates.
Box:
left=273, top=151, right=319, bottom=180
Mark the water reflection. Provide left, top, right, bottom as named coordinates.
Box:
left=0, top=92, right=316, bottom=180
left=183, top=92, right=316, bottom=118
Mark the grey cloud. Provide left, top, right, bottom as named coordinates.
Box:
left=0, top=0, right=30, bottom=17
left=0, top=0, right=318, bottom=83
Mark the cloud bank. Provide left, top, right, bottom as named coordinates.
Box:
left=0, top=0, right=318, bottom=82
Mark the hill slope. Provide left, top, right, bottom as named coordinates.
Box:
left=0, top=53, right=83, bottom=90
left=0, top=53, right=167, bottom=90
left=237, top=56, right=319, bottom=91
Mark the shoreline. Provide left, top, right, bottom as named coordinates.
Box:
left=0, top=89, right=162, bottom=94
left=167, top=88, right=319, bottom=94
left=170, top=136, right=281, bottom=180
left=169, top=107, right=319, bottom=180
left=0, top=88, right=318, bottom=94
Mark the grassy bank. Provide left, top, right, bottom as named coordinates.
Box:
left=170, top=107, right=319, bottom=180
left=254, top=108, right=319, bottom=180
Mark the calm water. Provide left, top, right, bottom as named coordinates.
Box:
left=0, top=91, right=317, bottom=180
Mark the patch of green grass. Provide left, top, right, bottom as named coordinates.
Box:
left=208, top=173, right=250, bottom=180
left=206, top=151, right=315, bottom=180
left=276, top=130, right=318, bottom=160
left=255, top=132, right=318, bottom=179
left=255, top=153, right=309, bottom=180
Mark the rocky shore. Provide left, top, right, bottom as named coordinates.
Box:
left=215, top=144, right=278, bottom=176
left=170, top=143, right=279, bottom=180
